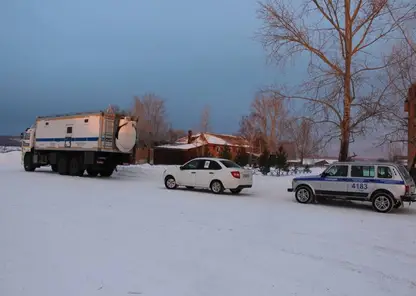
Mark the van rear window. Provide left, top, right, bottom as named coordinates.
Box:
left=397, top=165, right=412, bottom=181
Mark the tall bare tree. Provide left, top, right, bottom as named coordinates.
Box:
left=287, top=118, right=323, bottom=164
left=386, top=141, right=405, bottom=162
left=132, top=93, right=168, bottom=147
left=200, top=105, right=211, bottom=133
left=167, top=128, right=187, bottom=143
left=238, top=113, right=260, bottom=164
left=380, top=40, right=416, bottom=145
left=249, top=92, right=289, bottom=152
left=258, top=0, right=416, bottom=161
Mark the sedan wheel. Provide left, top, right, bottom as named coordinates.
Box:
left=210, top=180, right=224, bottom=194
left=165, top=176, right=177, bottom=189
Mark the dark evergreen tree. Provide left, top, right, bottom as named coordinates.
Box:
left=303, top=164, right=312, bottom=173
left=220, top=145, right=232, bottom=160
left=235, top=149, right=249, bottom=166
left=259, top=148, right=271, bottom=175
left=275, top=145, right=288, bottom=175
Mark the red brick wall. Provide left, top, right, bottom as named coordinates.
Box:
left=204, top=144, right=246, bottom=159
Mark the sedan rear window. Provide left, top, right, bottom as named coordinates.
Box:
left=220, top=160, right=241, bottom=168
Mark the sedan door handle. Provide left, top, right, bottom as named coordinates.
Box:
left=209, top=172, right=214, bottom=174
left=191, top=172, right=196, bottom=174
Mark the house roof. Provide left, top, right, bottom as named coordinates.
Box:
left=176, top=132, right=250, bottom=147
left=155, top=142, right=204, bottom=150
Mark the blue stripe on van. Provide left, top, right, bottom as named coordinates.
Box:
left=293, top=177, right=405, bottom=185
left=36, top=137, right=99, bottom=142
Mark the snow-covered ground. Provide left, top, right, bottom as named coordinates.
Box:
left=0, top=146, right=21, bottom=153
left=1, top=151, right=416, bottom=296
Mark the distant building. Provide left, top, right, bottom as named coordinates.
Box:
left=152, top=131, right=251, bottom=165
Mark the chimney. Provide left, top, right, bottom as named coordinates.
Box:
left=187, top=130, right=192, bottom=144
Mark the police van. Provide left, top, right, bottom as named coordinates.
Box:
left=287, top=161, right=416, bottom=213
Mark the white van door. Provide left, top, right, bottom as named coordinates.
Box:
left=348, top=165, right=375, bottom=199
left=319, top=164, right=349, bottom=197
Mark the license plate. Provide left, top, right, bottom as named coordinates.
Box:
left=243, top=174, right=249, bottom=178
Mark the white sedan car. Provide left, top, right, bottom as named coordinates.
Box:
left=163, top=157, right=253, bottom=194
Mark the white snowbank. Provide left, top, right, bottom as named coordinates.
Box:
left=1, top=152, right=416, bottom=296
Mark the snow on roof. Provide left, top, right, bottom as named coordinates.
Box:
left=155, top=143, right=204, bottom=150
left=175, top=132, right=250, bottom=147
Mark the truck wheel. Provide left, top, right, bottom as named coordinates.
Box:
left=57, top=157, right=69, bottom=175
left=69, top=157, right=84, bottom=177
left=87, top=169, right=99, bottom=177
left=23, top=153, right=36, bottom=172
left=100, top=168, right=114, bottom=177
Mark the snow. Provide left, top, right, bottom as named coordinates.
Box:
left=0, top=146, right=21, bottom=153
left=156, top=143, right=204, bottom=150
left=173, top=133, right=249, bottom=148
left=1, top=151, right=416, bottom=296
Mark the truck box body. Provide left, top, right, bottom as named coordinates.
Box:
left=34, top=112, right=136, bottom=154
left=21, top=110, right=138, bottom=177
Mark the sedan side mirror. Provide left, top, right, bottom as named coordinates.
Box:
left=179, top=166, right=184, bottom=170
left=321, top=172, right=327, bottom=177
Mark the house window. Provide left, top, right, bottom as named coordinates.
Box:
left=216, top=146, right=221, bottom=153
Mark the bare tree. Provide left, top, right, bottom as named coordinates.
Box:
left=200, top=105, right=211, bottom=133
left=380, top=40, right=416, bottom=145
left=249, top=92, right=289, bottom=152
left=287, top=118, right=324, bottom=164
left=257, top=0, right=416, bottom=161
left=167, top=128, right=187, bottom=143
left=238, top=113, right=260, bottom=164
left=132, top=93, right=168, bottom=147
left=386, top=141, right=405, bottom=162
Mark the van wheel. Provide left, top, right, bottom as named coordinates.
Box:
left=57, top=157, right=69, bottom=175
left=372, top=193, right=394, bottom=213
left=295, top=186, right=313, bottom=203
left=23, top=153, right=36, bottom=172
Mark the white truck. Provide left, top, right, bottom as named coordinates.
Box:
left=21, top=110, right=137, bottom=177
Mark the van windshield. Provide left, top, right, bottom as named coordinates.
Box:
left=397, top=165, right=413, bottom=183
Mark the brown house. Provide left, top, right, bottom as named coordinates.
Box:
left=153, top=131, right=251, bottom=165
